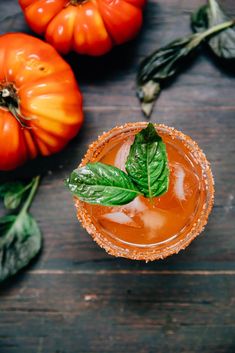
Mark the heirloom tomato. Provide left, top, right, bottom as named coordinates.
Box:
left=19, top=0, right=146, bottom=56
left=0, top=33, right=83, bottom=171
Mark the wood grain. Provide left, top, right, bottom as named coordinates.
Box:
left=0, top=0, right=235, bottom=352
left=0, top=273, right=235, bottom=353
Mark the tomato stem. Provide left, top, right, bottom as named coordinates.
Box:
left=69, top=0, right=86, bottom=5
left=0, top=83, right=31, bottom=129
left=2, top=88, right=11, bottom=98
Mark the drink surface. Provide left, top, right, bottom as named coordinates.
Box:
left=83, top=129, right=206, bottom=247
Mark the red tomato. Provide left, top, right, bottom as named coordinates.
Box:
left=19, top=0, right=146, bottom=56
left=0, top=33, right=83, bottom=171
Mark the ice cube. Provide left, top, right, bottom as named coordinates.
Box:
left=114, top=137, right=133, bottom=172
left=174, top=165, right=186, bottom=201
left=141, top=210, right=166, bottom=230
left=122, top=196, right=147, bottom=216
left=100, top=212, right=141, bottom=228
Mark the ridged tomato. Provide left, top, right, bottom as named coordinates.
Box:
left=0, top=33, right=83, bottom=171
left=19, top=0, right=146, bottom=56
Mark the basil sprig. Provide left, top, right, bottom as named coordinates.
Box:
left=192, top=0, right=235, bottom=60
left=137, top=0, right=235, bottom=118
left=0, top=177, right=42, bottom=282
left=66, top=124, right=169, bottom=206
left=0, top=181, right=33, bottom=210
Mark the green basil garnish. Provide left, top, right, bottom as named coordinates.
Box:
left=66, top=124, right=169, bottom=206
left=126, top=123, right=169, bottom=199
left=65, top=162, right=140, bottom=206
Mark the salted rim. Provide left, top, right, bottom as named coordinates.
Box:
left=74, top=122, right=215, bottom=261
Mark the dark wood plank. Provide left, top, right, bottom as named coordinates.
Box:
left=0, top=273, right=235, bottom=353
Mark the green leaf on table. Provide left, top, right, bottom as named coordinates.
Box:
left=0, top=182, right=25, bottom=197
left=137, top=35, right=200, bottom=117
left=65, top=162, right=140, bottom=206
left=191, top=4, right=209, bottom=33
left=0, top=176, right=42, bottom=282
left=137, top=2, right=235, bottom=118
left=0, top=211, right=42, bottom=282
left=0, top=181, right=27, bottom=210
left=192, top=0, right=235, bottom=60
left=126, top=123, right=169, bottom=198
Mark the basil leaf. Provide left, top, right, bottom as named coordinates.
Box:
left=137, top=35, right=200, bottom=117
left=138, top=2, right=234, bottom=118
left=66, top=162, right=140, bottom=206
left=0, top=182, right=29, bottom=210
left=126, top=123, right=169, bottom=198
left=0, top=182, right=24, bottom=196
left=0, top=176, right=41, bottom=282
left=191, top=4, right=209, bottom=33
left=4, top=192, right=23, bottom=210
left=192, top=0, right=235, bottom=60
left=4, top=186, right=27, bottom=210
left=0, top=211, right=42, bottom=282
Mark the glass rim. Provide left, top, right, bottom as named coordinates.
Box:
left=75, top=122, right=215, bottom=261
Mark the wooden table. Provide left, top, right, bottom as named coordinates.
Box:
left=0, top=1, right=235, bottom=352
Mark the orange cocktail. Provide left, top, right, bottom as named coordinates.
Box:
left=71, top=123, right=214, bottom=261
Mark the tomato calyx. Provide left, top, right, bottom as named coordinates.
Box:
left=0, top=83, right=31, bottom=129
left=69, top=0, right=87, bottom=5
